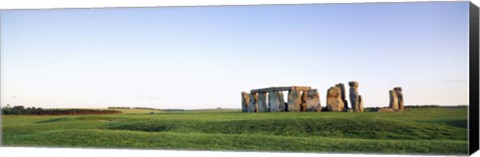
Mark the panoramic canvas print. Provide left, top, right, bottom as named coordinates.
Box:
left=0, top=1, right=472, bottom=155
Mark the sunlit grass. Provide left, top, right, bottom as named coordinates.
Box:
left=1, top=107, right=468, bottom=155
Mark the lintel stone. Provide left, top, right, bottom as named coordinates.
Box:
left=251, top=86, right=311, bottom=93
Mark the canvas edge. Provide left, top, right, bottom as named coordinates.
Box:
left=469, top=1, right=479, bottom=155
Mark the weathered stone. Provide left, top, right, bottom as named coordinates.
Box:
left=278, top=92, right=286, bottom=112
left=348, top=81, right=362, bottom=112
left=304, top=89, right=322, bottom=112
left=389, top=90, right=399, bottom=110
left=358, top=95, right=364, bottom=112
left=241, top=92, right=250, bottom=112
left=268, top=91, right=285, bottom=112
left=348, top=83, right=357, bottom=111
left=268, top=92, right=276, bottom=112
left=287, top=90, right=302, bottom=112
left=300, top=90, right=308, bottom=111
left=394, top=87, right=404, bottom=111
left=348, top=81, right=358, bottom=112
left=348, top=81, right=359, bottom=87
left=378, top=107, right=395, bottom=112
left=247, top=93, right=257, bottom=112
left=326, top=86, right=344, bottom=112
left=336, top=83, right=349, bottom=110
left=251, top=86, right=311, bottom=93
left=257, top=93, right=268, bottom=112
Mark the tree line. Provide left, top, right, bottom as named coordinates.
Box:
left=1, top=105, right=121, bottom=115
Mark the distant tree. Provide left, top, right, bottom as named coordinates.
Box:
left=10, top=105, right=25, bottom=114
left=2, top=105, right=120, bottom=115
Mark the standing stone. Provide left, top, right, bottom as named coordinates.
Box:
left=389, top=90, right=399, bottom=110
left=268, top=91, right=284, bottom=112
left=287, top=90, right=302, bottom=112
left=348, top=81, right=361, bottom=112
left=336, top=83, right=349, bottom=110
left=394, top=87, right=404, bottom=111
left=326, top=86, right=344, bottom=112
left=247, top=93, right=258, bottom=112
left=300, top=90, right=308, bottom=111
left=305, top=89, right=322, bottom=112
left=241, top=92, right=250, bottom=112
left=257, top=93, right=268, bottom=112
left=278, top=92, right=286, bottom=112
left=358, top=95, right=364, bottom=112
left=268, top=91, right=277, bottom=112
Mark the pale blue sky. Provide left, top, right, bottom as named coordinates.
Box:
left=0, top=2, right=470, bottom=109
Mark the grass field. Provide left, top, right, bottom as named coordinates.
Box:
left=1, top=107, right=468, bottom=155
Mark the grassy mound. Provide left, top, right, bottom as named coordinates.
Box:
left=107, top=117, right=466, bottom=140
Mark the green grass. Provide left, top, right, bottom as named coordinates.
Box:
left=1, top=107, right=468, bottom=155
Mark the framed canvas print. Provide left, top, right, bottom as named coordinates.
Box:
left=1, top=0, right=479, bottom=156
